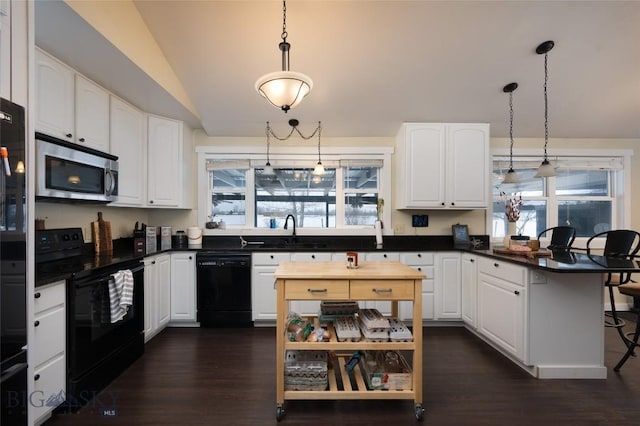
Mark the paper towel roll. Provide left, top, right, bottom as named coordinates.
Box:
left=375, top=220, right=383, bottom=249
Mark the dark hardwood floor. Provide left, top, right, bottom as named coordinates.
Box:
left=45, top=322, right=640, bottom=426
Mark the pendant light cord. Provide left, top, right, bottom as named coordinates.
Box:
left=543, top=52, right=549, bottom=161
left=509, top=91, right=514, bottom=169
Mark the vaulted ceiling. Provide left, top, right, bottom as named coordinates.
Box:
left=35, top=1, right=640, bottom=139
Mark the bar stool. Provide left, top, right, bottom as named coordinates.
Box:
left=537, top=226, right=576, bottom=251
left=614, top=282, right=640, bottom=371
left=586, top=230, right=640, bottom=346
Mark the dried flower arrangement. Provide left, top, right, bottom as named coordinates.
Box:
left=500, top=191, right=522, bottom=223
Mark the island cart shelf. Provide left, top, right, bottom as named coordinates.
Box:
left=274, top=260, right=426, bottom=421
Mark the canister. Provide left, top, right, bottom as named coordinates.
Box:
left=187, top=226, right=202, bottom=248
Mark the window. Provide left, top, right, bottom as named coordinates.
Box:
left=492, top=155, right=625, bottom=240
left=199, top=148, right=390, bottom=233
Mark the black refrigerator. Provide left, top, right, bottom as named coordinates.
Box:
left=0, top=97, right=28, bottom=424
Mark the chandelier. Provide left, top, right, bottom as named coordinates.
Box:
left=255, top=0, right=313, bottom=113
left=263, top=119, right=324, bottom=175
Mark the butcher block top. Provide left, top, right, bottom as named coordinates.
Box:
left=274, top=260, right=425, bottom=280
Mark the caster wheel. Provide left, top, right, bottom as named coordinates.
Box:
left=415, top=404, right=424, bottom=421
left=276, top=405, right=285, bottom=421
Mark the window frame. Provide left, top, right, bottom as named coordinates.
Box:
left=196, top=145, right=393, bottom=236
left=489, top=148, right=632, bottom=247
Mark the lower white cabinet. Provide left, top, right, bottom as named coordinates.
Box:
left=477, top=257, right=527, bottom=362
left=31, top=281, right=66, bottom=425
left=434, top=252, right=462, bottom=319
left=461, top=253, right=478, bottom=328
left=169, top=252, right=197, bottom=324
left=252, top=253, right=291, bottom=322
left=399, top=252, right=435, bottom=321
left=144, top=253, right=171, bottom=342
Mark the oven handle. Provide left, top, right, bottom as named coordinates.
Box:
left=74, top=264, right=144, bottom=289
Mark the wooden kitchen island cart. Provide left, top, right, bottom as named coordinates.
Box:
left=274, top=260, right=426, bottom=421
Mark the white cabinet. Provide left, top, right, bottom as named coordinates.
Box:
left=461, top=253, right=478, bottom=328
left=289, top=252, right=333, bottom=316
left=396, top=123, right=489, bottom=209
left=399, top=252, right=434, bottom=321
left=144, top=253, right=171, bottom=342
left=434, top=252, right=462, bottom=319
left=477, top=257, right=526, bottom=362
left=35, top=48, right=110, bottom=151
left=31, top=281, right=66, bottom=424
left=109, top=96, right=147, bottom=206
left=170, top=252, right=197, bottom=324
left=0, top=0, right=10, bottom=99
left=147, top=114, right=191, bottom=208
left=252, top=253, right=291, bottom=322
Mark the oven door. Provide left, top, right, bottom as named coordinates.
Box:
left=67, top=264, right=144, bottom=380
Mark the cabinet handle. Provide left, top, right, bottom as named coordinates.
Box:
left=149, top=200, right=154, bottom=204
left=307, top=288, right=327, bottom=293
left=34, top=320, right=40, bottom=327
left=441, top=202, right=445, bottom=206
left=78, top=137, right=85, bottom=142
left=34, top=292, right=41, bottom=299
left=34, top=374, right=40, bottom=381
left=189, top=256, right=192, bottom=260
left=494, top=263, right=500, bottom=268
left=470, top=259, right=475, bottom=263
left=451, top=202, right=455, bottom=206
left=417, top=267, right=422, bottom=271
left=514, top=290, right=520, bottom=295
left=373, top=288, right=392, bottom=294
left=270, top=255, right=274, bottom=259
left=311, top=255, right=315, bottom=259
left=152, top=261, right=156, bottom=265
left=417, top=253, right=422, bottom=258
left=66, top=133, right=72, bottom=138
left=383, top=254, right=387, bottom=258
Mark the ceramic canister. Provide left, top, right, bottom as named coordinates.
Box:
left=187, top=226, right=202, bottom=247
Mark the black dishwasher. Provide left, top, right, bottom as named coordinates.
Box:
left=196, top=252, right=253, bottom=327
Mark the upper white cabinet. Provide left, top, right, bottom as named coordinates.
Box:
left=35, top=48, right=110, bottom=152
left=0, top=0, right=10, bottom=99
left=147, top=114, right=192, bottom=208
left=109, top=96, right=147, bottom=206
left=396, top=123, right=489, bottom=209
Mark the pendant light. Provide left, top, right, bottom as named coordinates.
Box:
left=255, top=0, right=313, bottom=113
left=534, top=40, right=556, bottom=178
left=263, top=123, right=275, bottom=175
left=313, top=124, right=324, bottom=176
left=502, top=82, right=519, bottom=184
left=264, top=119, right=323, bottom=174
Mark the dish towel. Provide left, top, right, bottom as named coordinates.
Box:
left=108, top=269, right=134, bottom=323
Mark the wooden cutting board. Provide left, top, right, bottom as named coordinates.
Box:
left=92, top=211, right=113, bottom=254
left=493, top=248, right=552, bottom=258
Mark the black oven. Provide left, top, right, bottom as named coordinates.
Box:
left=65, top=259, right=144, bottom=411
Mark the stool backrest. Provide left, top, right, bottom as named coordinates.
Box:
left=537, top=226, right=576, bottom=250
left=587, top=229, right=640, bottom=258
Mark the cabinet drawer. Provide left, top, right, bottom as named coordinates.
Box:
left=33, top=307, right=65, bottom=368
left=290, top=252, right=332, bottom=262
left=350, top=280, right=414, bottom=300
left=33, top=355, right=66, bottom=423
left=400, top=252, right=434, bottom=265
left=284, top=280, right=349, bottom=300
left=478, top=257, right=526, bottom=286
left=252, top=252, right=290, bottom=266
left=34, top=281, right=65, bottom=314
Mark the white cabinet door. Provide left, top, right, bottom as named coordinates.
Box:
left=434, top=252, right=462, bottom=319
left=396, top=123, right=489, bottom=209
left=147, top=115, right=182, bottom=207
left=75, top=74, right=110, bottom=152
left=252, top=253, right=290, bottom=322
left=35, top=48, right=75, bottom=141
left=156, top=254, right=172, bottom=328
left=170, top=252, right=196, bottom=322
left=478, top=272, right=526, bottom=362
left=109, top=96, right=146, bottom=206
left=144, top=254, right=171, bottom=341
left=461, top=253, right=478, bottom=328
left=446, top=124, right=489, bottom=208
left=399, top=252, right=434, bottom=321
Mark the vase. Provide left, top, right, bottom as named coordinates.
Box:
left=503, top=221, right=518, bottom=247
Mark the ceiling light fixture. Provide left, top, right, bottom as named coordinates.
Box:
left=255, top=0, right=313, bottom=113
left=264, top=119, right=323, bottom=174
left=534, top=40, right=556, bottom=178
left=502, top=82, right=519, bottom=184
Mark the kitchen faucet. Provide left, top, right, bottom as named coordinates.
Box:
left=284, top=214, right=297, bottom=243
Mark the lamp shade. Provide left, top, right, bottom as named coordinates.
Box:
left=255, top=71, right=313, bottom=112
left=313, top=161, right=325, bottom=176
left=534, top=159, right=556, bottom=178
left=502, top=168, right=520, bottom=184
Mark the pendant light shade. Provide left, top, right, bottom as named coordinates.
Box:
left=255, top=1, right=313, bottom=112
left=502, top=82, right=519, bottom=184
left=535, top=40, right=556, bottom=178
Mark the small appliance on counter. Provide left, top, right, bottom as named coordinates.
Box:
left=133, top=222, right=145, bottom=255
left=173, top=230, right=188, bottom=249
left=159, top=226, right=172, bottom=250
left=145, top=224, right=157, bottom=254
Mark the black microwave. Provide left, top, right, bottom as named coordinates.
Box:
left=35, top=132, right=118, bottom=203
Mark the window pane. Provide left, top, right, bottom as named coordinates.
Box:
left=212, top=192, right=246, bottom=225
left=345, top=193, right=379, bottom=226
left=556, top=170, right=609, bottom=196
left=255, top=168, right=336, bottom=228
left=492, top=200, right=547, bottom=239
left=212, top=169, right=246, bottom=189
left=558, top=200, right=612, bottom=237
left=492, top=167, right=544, bottom=197
left=344, top=166, right=378, bottom=190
